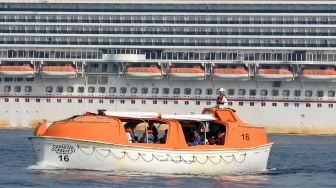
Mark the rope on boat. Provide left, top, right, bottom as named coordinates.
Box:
left=233, top=153, right=247, bottom=163
left=124, top=151, right=140, bottom=161
left=207, top=155, right=222, bottom=165
left=94, top=148, right=111, bottom=158
left=76, top=145, right=246, bottom=165
left=221, top=155, right=235, bottom=163
left=77, top=144, right=95, bottom=155
left=138, top=153, right=155, bottom=162
left=152, top=154, right=170, bottom=162
left=192, top=155, right=209, bottom=164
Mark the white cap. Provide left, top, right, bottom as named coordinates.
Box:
left=219, top=88, right=225, bottom=92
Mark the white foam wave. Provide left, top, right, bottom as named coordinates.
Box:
left=27, top=162, right=61, bottom=170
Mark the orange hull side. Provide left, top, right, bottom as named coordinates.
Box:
left=34, top=108, right=270, bottom=149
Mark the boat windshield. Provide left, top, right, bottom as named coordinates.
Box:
left=179, top=120, right=226, bottom=146
left=122, top=119, right=168, bottom=144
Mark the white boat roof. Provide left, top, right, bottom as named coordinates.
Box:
left=104, top=111, right=216, bottom=121
left=104, top=111, right=160, bottom=119
left=161, top=114, right=216, bottom=121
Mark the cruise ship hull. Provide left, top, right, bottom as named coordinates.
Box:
left=1, top=75, right=336, bottom=134
left=1, top=0, right=336, bottom=134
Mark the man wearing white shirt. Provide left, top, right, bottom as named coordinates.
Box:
left=216, top=88, right=228, bottom=109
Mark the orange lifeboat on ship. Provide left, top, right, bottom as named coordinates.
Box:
left=40, top=64, right=76, bottom=78
left=168, top=66, right=205, bottom=80
left=301, top=67, right=336, bottom=82
left=125, top=65, right=162, bottom=79
left=256, top=67, right=293, bottom=81
left=30, top=108, right=273, bottom=175
left=0, top=64, right=34, bottom=77
left=212, top=66, right=249, bottom=80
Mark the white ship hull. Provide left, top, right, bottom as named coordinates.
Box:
left=125, top=72, right=162, bottom=79
left=1, top=75, right=336, bottom=134
left=0, top=0, right=336, bottom=134
left=40, top=71, right=77, bottom=79
left=300, top=75, right=336, bottom=82
left=212, top=73, right=249, bottom=80
left=30, top=137, right=272, bottom=175
left=168, top=73, right=205, bottom=80
left=0, top=71, right=34, bottom=78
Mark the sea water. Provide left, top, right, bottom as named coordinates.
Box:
left=0, top=129, right=335, bottom=187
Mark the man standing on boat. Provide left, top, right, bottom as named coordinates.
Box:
left=216, top=88, right=228, bottom=109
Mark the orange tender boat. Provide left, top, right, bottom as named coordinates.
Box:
left=301, top=67, right=336, bottom=81
left=168, top=66, right=205, bottom=80
left=0, top=64, right=34, bottom=77
left=30, top=108, right=273, bottom=175
left=125, top=65, right=162, bottom=79
left=40, top=64, right=76, bottom=78
left=256, top=68, right=293, bottom=81
left=212, top=66, right=249, bottom=80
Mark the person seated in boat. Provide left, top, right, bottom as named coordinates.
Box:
left=217, top=129, right=226, bottom=145
left=216, top=88, right=228, bottom=109
left=159, top=129, right=168, bottom=144
left=125, top=126, right=135, bottom=143
left=147, top=122, right=159, bottom=143
left=141, top=129, right=155, bottom=143
left=188, top=130, right=203, bottom=146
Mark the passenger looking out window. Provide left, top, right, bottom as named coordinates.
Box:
left=188, top=130, right=202, bottom=146
left=141, top=129, right=154, bottom=143
left=159, top=129, right=168, bottom=144
left=125, top=126, right=135, bottom=143
left=147, top=122, right=158, bottom=143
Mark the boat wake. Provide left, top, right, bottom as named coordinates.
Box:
left=27, top=162, right=61, bottom=171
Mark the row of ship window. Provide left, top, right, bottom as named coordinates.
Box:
left=2, top=98, right=334, bottom=108
left=1, top=15, right=334, bottom=25
left=1, top=49, right=336, bottom=63
left=1, top=3, right=335, bottom=13
left=2, top=85, right=335, bottom=98
left=2, top=25, right=336, bottom=36
left=0, top=36, right=334, bottom=47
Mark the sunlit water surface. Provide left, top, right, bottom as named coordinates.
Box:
left=0, top=129, right=335, bottom=187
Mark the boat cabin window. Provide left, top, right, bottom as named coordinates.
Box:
left=227, top=89, right=234, bottom=96
left=180, top=121, right=226, bottom=146
left=195, top=88, right=202, bottom=95
left=152, top=87, right=159, bottom=94
left=122, top=120, right=169, bottom=144
left=88, top=87, right=95, bottom=93
left=77, top=86, right=84, bottom=93
left=56, top=86, right=63, bottom=93
left=130, top=87, right=137, bottom=94
left=294, top=90, right=301, bottom=97
left=271, top=90, right=279, bottom=96
left=4, top=86, right=11, bottom=92
left=206, top=88, right=213, bottom=95
left=260, top=89, right=268, bottom=96
left=162, top=88, right=170, bottom=94
left=305, top=90, right=313, bottom=97
left=173, top=88, right=180, bottom=94
left=249, top=89, right=256, bottom=96
left=328, top=90, right=335, bottom=97
left=184, top=88, right=191, bottom=95
left=45, top=86, right=53, bottom=93
left=98, top=87, right=106, bottom=93
left=120, top=87, right=127, bottom=94
left=316, top=90, right=324, bottom=97
left=67, top=86, right=74, bottom=93
left=14, top=86, right=21, bottom=93
left=109, top=87, right=116, bottom=94
left=25, top=86, right=32, bottom=93
left=238, top=89, right=245, bottom=96
left=282, top=90, right=290, bottom=97
left=141, top=87, right=148, bottom=94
